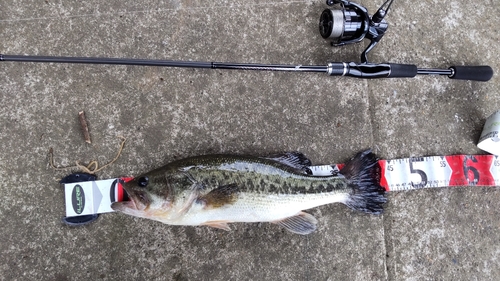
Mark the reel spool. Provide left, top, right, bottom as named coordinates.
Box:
left=319, top=0, right=393, bottom=63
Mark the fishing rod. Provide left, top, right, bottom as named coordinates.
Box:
left=0, top=0, right=493, bottom=82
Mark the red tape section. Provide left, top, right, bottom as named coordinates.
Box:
left=117, top=182, right=124, bottom=202
left=115, top=177, right=134, bottom=202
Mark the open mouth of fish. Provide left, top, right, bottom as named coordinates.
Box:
left=116, top=199, right=137, bottom=210
left=110, top=177, right=139, bottom=211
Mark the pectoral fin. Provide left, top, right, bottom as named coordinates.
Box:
left=174, top=182, right=204, bottom=219
left=198, top=184, right=239, bottom=208
left=273, top=212, right=318, bottom=235
left=202, top=220, right=231, bottom=231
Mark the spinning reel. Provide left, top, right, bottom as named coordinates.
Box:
left=320, top=0, right=393, bottom=63
left=0, top=0, right=493, bottom=81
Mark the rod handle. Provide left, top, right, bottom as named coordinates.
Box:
left=387, top=64, right=418, bottom=78
left=449, top=65, right=493, bottom=82
left=327, top=62, right=417, bottom=78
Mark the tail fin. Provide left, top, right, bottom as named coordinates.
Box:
left=340, top=149, right=386, bottom=214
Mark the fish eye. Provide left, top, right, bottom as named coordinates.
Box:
left=137, top=176, right=149, bottom=187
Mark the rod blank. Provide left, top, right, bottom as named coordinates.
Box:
left=0, top=54, right=493, bottom=81
left=0, top=54, right=327, bottom=73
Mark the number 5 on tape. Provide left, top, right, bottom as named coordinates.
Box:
left=380, top=157, right=450, bottom=190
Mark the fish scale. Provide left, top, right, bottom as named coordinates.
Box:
left=188, top=165, right=348, bottom=195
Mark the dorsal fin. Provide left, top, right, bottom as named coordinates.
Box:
left=264, top=152, right=312, bottom=173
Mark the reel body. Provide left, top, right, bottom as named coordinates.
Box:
left=319, top=0, right=393, bottom=63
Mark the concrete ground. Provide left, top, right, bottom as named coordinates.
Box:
left=0, top=0, right=499, bottom=280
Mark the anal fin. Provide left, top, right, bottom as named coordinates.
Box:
left=273, top=212, right=318, bottom=235
left=202, top=220, right=231, bottom=231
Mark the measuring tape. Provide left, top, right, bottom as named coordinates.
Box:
left=63, top=153, right=500, bottom=218
left=310, top=154, right=500, bottom=191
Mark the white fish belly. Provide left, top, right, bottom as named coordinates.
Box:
left=178, top=191, right=349, bottom=225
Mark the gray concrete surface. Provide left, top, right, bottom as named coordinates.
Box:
left=0, top=0, right=498, bottom=280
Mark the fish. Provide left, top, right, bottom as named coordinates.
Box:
left=111, top=149, right=386, bottom=234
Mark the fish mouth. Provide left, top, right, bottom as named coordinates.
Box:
left=111, top=200, right=138, bottom=212
left=111, top=178, right=145, bottom=212
left=111, top=178, right=148, bottom=211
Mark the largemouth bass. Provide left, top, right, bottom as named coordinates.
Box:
left=111, top=150, right=386, bottom=234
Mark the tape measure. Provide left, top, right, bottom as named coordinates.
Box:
left=62, top=153, right=500, bottom=223
left=309, top=154, right=500, bottom=191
